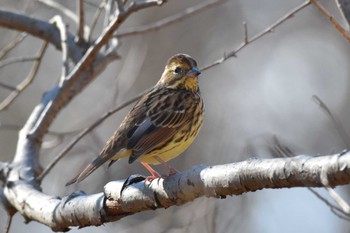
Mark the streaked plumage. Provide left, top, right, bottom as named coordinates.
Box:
left=66, top=54, right=204, bottom=185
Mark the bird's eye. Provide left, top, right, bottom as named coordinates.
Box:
left=174, top=67, right=182, bottom=74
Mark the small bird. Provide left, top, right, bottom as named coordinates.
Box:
left=66, top=54, right=204, bottom=186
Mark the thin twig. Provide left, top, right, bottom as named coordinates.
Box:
left=312, top=95, right=350, bottom=147
left=38, top=0, right=90, bottom=36
left=117, top=0, right=226, bottom=38
left=307, top=188, right=350, bottom=220
left=336, top=0, right=350, bottom=30
left=0, top=32, right=27, bottom=60
left=5, top=214, right=13, bottom=233
left=0, top=41, right=48, bottom=111
left=88, top=0, right=107, bottom=42
left=50, top=16, right=69, bottom=78
left=201, top=0, right=311, bottom=71
left=0, top=82, right=16, bottom=91
left=325, top=187, right=350, bottom=214
left=116, top=0, right=125, bottom=12
left=38, top=91, right=146, bottom=181
left=243, top=21, right=248, bottom=44
left=310, top=0, right=350, bottom=42
left=0, top=122, right=79, bottom=137
left=77, top=0, right=85, bottom=43
left=103, top=0, right=115, bottom=50
left=271, top=136, right=350, bottom=220
left=0, top=56, right=38, bottom=69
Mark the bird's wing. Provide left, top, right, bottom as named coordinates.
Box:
left=126, top=89, right=193, bottom=163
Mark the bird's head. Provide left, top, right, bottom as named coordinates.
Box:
left=158, top=54, right=201, bottom=92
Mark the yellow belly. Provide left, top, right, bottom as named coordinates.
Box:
left=139, top=131, right=198, bottom=164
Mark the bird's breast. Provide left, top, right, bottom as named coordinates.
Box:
left=139, top=97, right=204, bottom=165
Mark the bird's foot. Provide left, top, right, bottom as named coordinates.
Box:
left=154, top=156, right=178, bottom=176
left=145, top=173, right=162, bottom=182
left=120, top=174, right=146, bottom=195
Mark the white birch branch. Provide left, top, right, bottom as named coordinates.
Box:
left=2, top=152, right=350, bottom=231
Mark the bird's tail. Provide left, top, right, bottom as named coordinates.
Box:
left=65, top=156, right=114, bottom=186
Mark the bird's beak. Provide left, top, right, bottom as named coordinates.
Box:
left=187, top=67, right=201, bottom=77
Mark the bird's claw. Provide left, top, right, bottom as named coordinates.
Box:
left=120, top=174, right=147, bottom=195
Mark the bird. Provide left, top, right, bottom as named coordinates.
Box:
left=66, top=54, right=204, bottom=186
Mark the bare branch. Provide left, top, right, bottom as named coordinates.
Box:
left=312, top=95, right=350, bottom=147
left=116, top=0, right=226, bottom=38
left=0, top=41, right=48, bottom=111
left=0, top=56, right=38, bottom=69
left=201, top=0, right=311, bottom=71
left=0, top=9, right=84, bottom=62
left=4, top=152, right=350, bottom=230
left=50, top=16, right=69, bottom=78
left=325, top=187, right=350, bottom=214
left=0, top=32, right=27, bottom=59
left=77, top=0, right=85, bottom=42
left=310, top=0, right=350, bottom=42
left=271, top=136, right=350, bottom=220
left=243, top=21, right=248, bottom=44
left=307, top=188, right=350, bottom=220
left=88, top=0, right=107, bottom=42
left=336, top=0, right=350, bottom=30
left=38, top=0, right=90, bottom=36
left=4, top=215, right=12, bottom=233
left=0, top=82, right=16, bottom=91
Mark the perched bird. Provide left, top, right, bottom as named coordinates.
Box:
left=66, top=54, right=204, bottom=186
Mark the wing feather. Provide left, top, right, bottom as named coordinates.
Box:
left=125, top=88, right=194, bottom=163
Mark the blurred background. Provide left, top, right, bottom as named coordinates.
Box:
left=1, top=0, right=350, bottom=232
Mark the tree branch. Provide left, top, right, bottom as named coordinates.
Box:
left=336, top=0, right=350, bottom=29
left=3, top=152, right=350, bottom=231
left=0, top=41, right=48, bottom=111
left=310, top=0, right=350, bottom=42
left=77, top=0, right=85, bottom=43
left=116, top=0, right=226, bottom=38
left=201, top=0, right=311, bottom=71
left=0, top=10, right=84, bottom=63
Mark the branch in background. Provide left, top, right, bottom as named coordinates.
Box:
left=0, top=82, right=16, bottom=91
left=50, top=16, right=69, bottom=78
left=0, top=122, right=80, bottom=149
left=116, top=0, right=226, bottom=38
left=77, top=0, right=85, bottom=43
left=0, top=10, right=84, bottom=63
left=307, top=188, right=350, bottom=220
left=88, top=0, right=107, bottom=42
left=0, top=56, right=38, bottom=69
left=0, top=41, right=48, bottom=111
left=336, top=0, right=350, bottom=30
left=0, top=32, right=27, bottom=59
left=310, top=0, right=350, bottom=42
left=38, top=0, right=90, bottom=36
left=201, top=0, right=311, bottom=71
left=312, top=95, right=350, bottom=147
left=270, top=136, right=350, bottom=220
